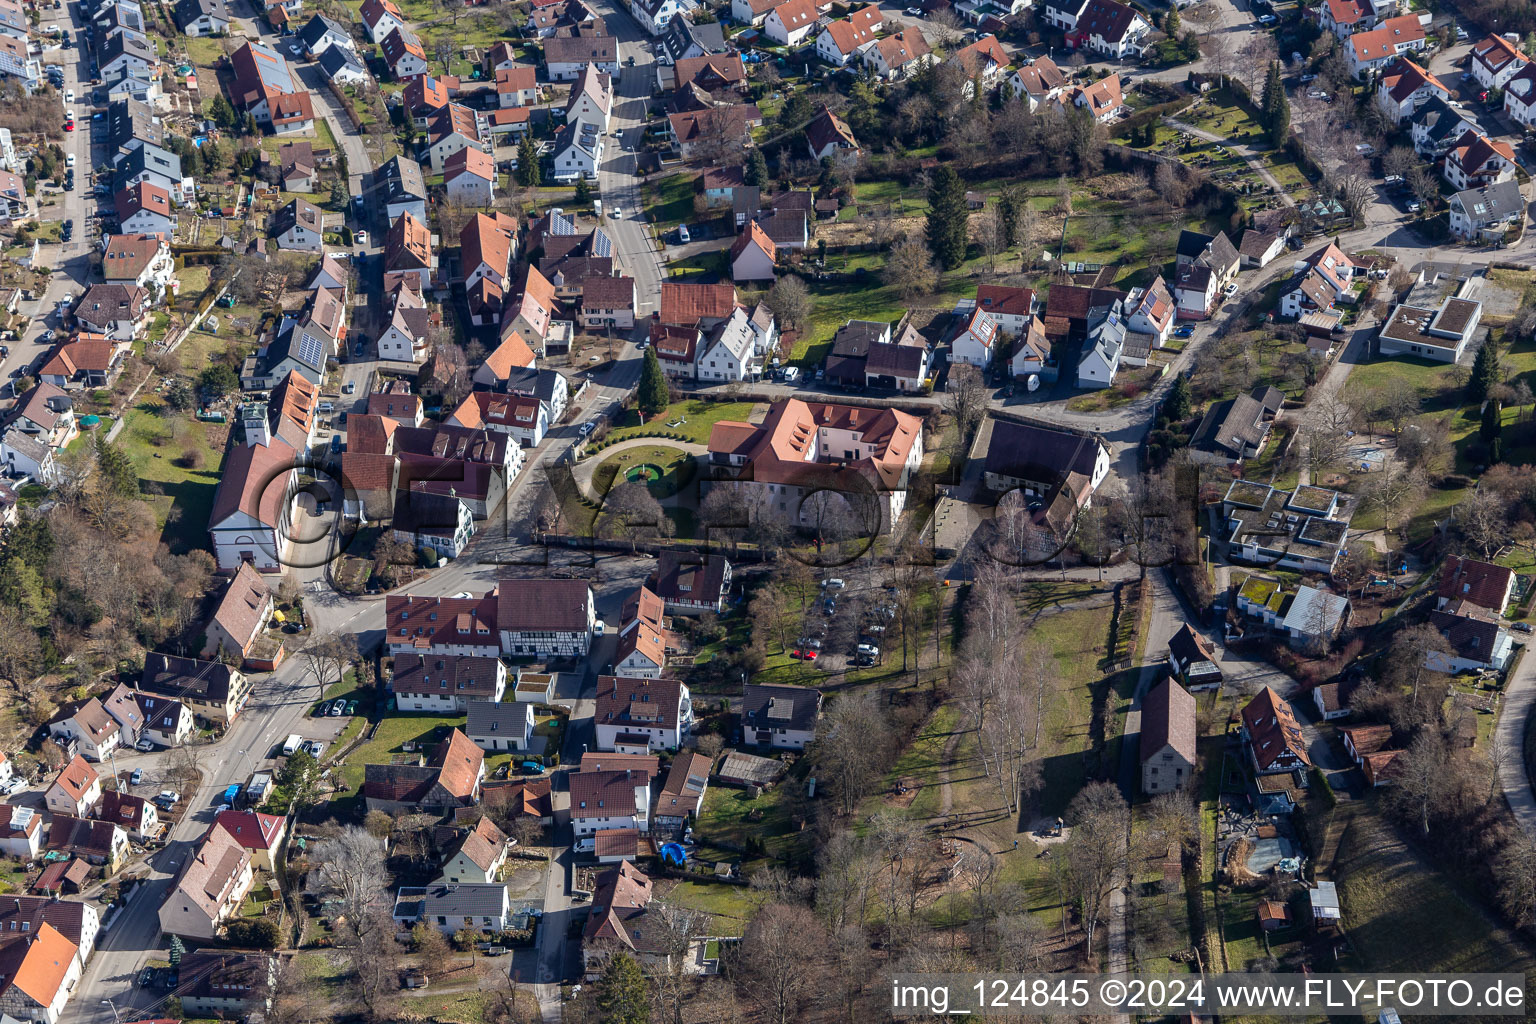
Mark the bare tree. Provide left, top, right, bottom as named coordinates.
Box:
left=973, top=205, right=1006, bottom=274
left=1201, top=29, right=1234, bottom=87
left=1063, top=780, right=1128, bottom=950
left=1386, top=622, right=1444, bottom=706
left=809, top=690, right=889, bottom=815
left=736, top=903, right=829, bottom=1024
left=946, top=363, right=989, bottom=443
left=300, top=631, right=358, bottom=696
left=1487, top=733, right=1514, bottom=805
left=1458, top=487, right=1510, bottom=559
left=1391, top=730, right=1449, bottom=837
left=349, top=907, right=401, bottom=1021
left=883, top=236, right=939, bottom=299
left=764, top=274, right=811, bottom=332
left=312, top=827, right=390, bottom=941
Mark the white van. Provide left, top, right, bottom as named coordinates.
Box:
left=283, top=734, right=302, bottom=756
left=781, top=366, right=800, bottom=384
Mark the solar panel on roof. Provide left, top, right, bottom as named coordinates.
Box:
left=297, top=330, right=325, bottom=368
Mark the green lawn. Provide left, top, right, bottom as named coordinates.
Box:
left=694, top=783, right=800, bottom=861
left=591, top=444, right=698, bottom=499
left=660, top=880, right=768, bottom=934
left=1029, top=594, right=1119, bottom=814
left=644, top=172, right=697, bottom=230
left=604, top=400, right=756, bottom=445
left=329, top=713, right=466, bottom=805
left=859, top=702, right=961, bottom=823
left=116, top=398, right=225, bottom=553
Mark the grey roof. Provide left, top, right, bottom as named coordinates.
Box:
left=501, top=366, right=565, bottom=404
left=141, top=652, right=241, bottom=704
left=1412, top=96, right=1474, bottom=146
left=1280, top=585, right=1349, bottom=636
left=1176, top=229, right=1214, bottom=261
left=465, top=698, right=535, bottom=739
left=983, top=419, right=1103, bottom=483
left=1451, top=180, right=1524, bottom=224
left=741, top=683, right=821, bottom=734
left=393, top=884, right=507, bottom=920
left=377, top=155, right=427, bottom=204
left=114, top=143, right=182, bottom=191
left=660, top=15, right=727, bottom=62
left=830, top=319, right=889, bottom=359
left=107, top=99, right=163, bottom=155
left=864, top=340, right=927, bottom=377
left=318, top=45, right=368, bottom=78
left=297, top=12, right=349, bottom=46
left=101, top=30, right=156, bottom=68
left=1191, top=385, right=1282, bottom=457
left=172, top=0, right=227, bottom=28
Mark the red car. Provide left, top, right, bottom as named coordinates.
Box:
left=790, top=648, right=818, bottom=661
left=63, top=120, right=73, bottom=132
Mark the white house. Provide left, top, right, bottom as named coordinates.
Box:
left=390, top=654, right=507, bottom=712
left=359, top=0, right=406, bottom=42
left=1066, top=0, right=1150, bottom=59
left=465, top=699, right=536, bottom=752
left=567, top=65, right=612, bottom=131
left=436, top=819, right=509, bottom=885
left=814, top=4, right=881, bottom=66
left=552, top=119, right=603, bottom=181
left=1125, top=276, right=1175, bottom=346
left=1471, top=33, right=1529, bottom=91
left=581, top=276, right=637, bottom=331
left=695, top=307, right=759, bottom=382
left=630, top=0, right=684, bottom=36
left=1377, top=295, right=1483, bottom=362
left=1505, top=62, right=1536, bottom=128
left=1009, top=56, right=1067, bottom=111
left=443, top=147, right=496, bottom=206
left=862, top=27, right=934, bottom=80
left=571, top=768, right=653, bottom=835
left=48, top=699, right=122, bottom=762
left=1443, top=130, right=1517, bottom=191
left=392, top=884, right=512, bottom=934
left=949, top=306, right=1001, bottom=369
left=1375, top=58, right=1448, bottom=125
left=45, top=756, right=102, bottom=818
left=741, top=683, right=821, bottom=749
left=1426, top=609, right=1514, bottom=672
left=271, top=198, right=324, bottom=253
left=764, top=0, right=818, bottom=46
left=1449, top=180, right=1525, bottom=242
left=1347, top=14, right=1428, bottom=78
left=729, top=221, right=777, bottom=284
left=1077, top=301, right=1127, bottom=389
left=594, top=676, right=692, bottom=752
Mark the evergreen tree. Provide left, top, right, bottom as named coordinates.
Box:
left=169, top=936, right=184, bottom=967
left=208, top=93, right=235, bottom=131
left=1165, top=372, right=1192, bottom=422
left=925, top=166, right=969, bottom=270
left=1470, top=340, right=1501, bottom=403
left=1261, top=62, right=1290, bottom=147
left=745, top=147, right=769, bottom=187
left=1481, top=399, right=1504, bottom=443
left=516, top=136, right=541, bottom=187
left=596, top=952, right=650, bottom=1024
left=243, top=112, right=259, bottom=137
left=637, top=348, right=669, bottom=418
left=330, top=178, right=349, bottom=210
left=1163, top=6, right=1180, bottom=34
left=998, top=186, right=1020, bottom=249
left=574, top=174, right=591, bottom=205
left=94, top=437, right=138, bottom=497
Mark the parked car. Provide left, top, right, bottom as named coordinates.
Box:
left=345, top=700, right=358, bottom=715
left=134, top=738, right=154, bottom=752
left=1515, top=621, right=1534, bottom=633
left=821, top=578, right=846, bottom=590
left=130, top=768, right=142, bottom=785
left=1173, top=325, right=1194, bottom=338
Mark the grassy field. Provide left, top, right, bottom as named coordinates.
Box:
left=659, top=879, right=769, bottom=934
left=694, top=782, right=801, bottom=862
left=1335, top=807, right=1536, bottom=1001
left=117, top=397, right=226, bottom=553
left=1028, top=590, right=1119, bottom=815
left=591, top=443, right=698, bottom=499
left=329, top=713, right=466, bottom=805
left=605, top=400, right=757, bottom=445
left=644, top=172, right=697, bottom=230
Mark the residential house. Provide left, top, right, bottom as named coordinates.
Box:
left=1240, top=687, right=1311, bottom=775
left=1238, top=230, right=1286, bottom=268
left=499, top=366, right=570, bottom=427
left=1320, top=0, right=1397, bottom=38
left=363, top=728, right=485, bottom=813
left=974, top=285, right=1037, bottom=337
left=381, top=26, right=430, bottom=80
left=470, top=331, right=537, bottom=391
left=98, top=792, right=159, bottom=842
left=1238, top=576, right=1352, bottom=650
left=1471, top=33, right=1529, bottom=91
left=462, top=211, right=520, bottom=326
left=981, top=418, right=1110, bottom=504
left=1413, top=96, right=1478, bottom=155
left=297, top=12, right=352, bottom=57
left=384, top=210, right=435, bottom=293
left=1449, top=180, right=1525, bottom=242
left=391, top=653, right=507, bottom=712
left=1427, top=608, right=1514, bottom=672
left=443, top=147, right=497, bottom=206
left=393, top=488, right=479, bottom=559
left=865, top=338, right=932, bottom=391
left=814, top=4, right=882, bottom=66
left=1505, top=60, right=1536, bottom=127
left=1008, top=316, right=1053, bottom=380
left=0, top=896, right=98, bottom=963
left=666, top=104, right=762, bottom=159
left=1077, top=300, right=1128, bottom=388
left=544, top=34, right=620, bottom=80
left=114, top=181, right=175, bottom=236
left=707, top=399, right=924, bottom=532
left=317, top=44, right=370, bottom=85
left=1438, top=555, right=1515, bottom=615
left=650, top=551, right=730, bottom=615
left=209, top=810, right=287, bottom=871
left=404, top=74, right=452, bottom=127
left=424, top=103, right=488, bottom=173
left=270, top=197, right=324, bottom=253
left=379, top=155, right=428, bottom=224
left=571, top=768, right=653, bottom=835
left=1347, top=14, right=1427, bottom=78
left=1140, top=677, right=1196, bottom=794
left=37, top=337, right=131, bottom=388
left=47, top=816, right=128, bottom=873
left=1375, top=58, right=1448, bottom=124
left=98, top=31, right=158, bottom=80
left=135, top=693, right=192, bottom=748
left=437, top=818, right=509, bottom=884
left=764, top=0, right=818, bottom=47
left=1190, top=385, right=1284, bottom=464
left=176, top=952, right=276, bottom=1019
left=383, top=591, right=501, bottom=658
left=553, top=118, right=604, bottom=181
left=359, top=0, right=406, bottom=41
left=567, top=65, right=613, bottom=130
left=498, top=578, right=596, bottom=657
left=1173, top=229, right=1240, bottom=319
left=950, top=306, right=1001, bottom=369
left=864, top=27, right=933, bottom=79
left=48, top=698, right=123, bottom=763
left=45, top=757, right=101, bottom=818
left=0, top=923, right=81, bottom=1024
left=229, top=41, right=315, bottom=134
left=138, top=653, right=253, bottom=724
left=581, top=275, right=637, bottom=331
left=1443, top=130, right=1517, bottom=190
left=1067, top=73, right=1126, bottom=122
left=741, top=682, right=822, bottom=749
left=1124, top=276, right=1176, bottom=346
left=950, top=34, right=1009, bottom=94
left=653, top=324, right=702, bottom=378
left=111, top=144, right=187, bottom=202
left=659, top=15, right=727, bottom=63
left=695, top=307, right=760, bottom=381
left=0, top=806, right=43, bottom=860
left=630, top=0, right=684, bottom=36
left=1066, top=0, right=1150, bottom=58
left=581, top=862, right=658, bottom=976
left=594, top=676, right=692, bottom=752
left=1223, top=482, right=1352, bottom=572
left=100, top=232, right=175, bottom=292
left=275, top=141, right=317, bottom=192
left=1167, top=623, right=1222, bottom=691
left=502, top=266, right=561, bottom=351
left=392, top=884, right=512, bottom=934
left=158, top=824, right=255, bottom=939
left=730, top=0, right=777, bottom=25
left=805, top=105, right=859, bottom=161
left=654, top=752, right=711, bottom=827
left=495, top=64, right=540, bottom=107
left=466, top=699, right=537, bottom=752
left=1009, top=55, right=1068, bottom=110
left=1377, top=295, right=1483, bottom=362
left=480, top=777, right=554, bottom=824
